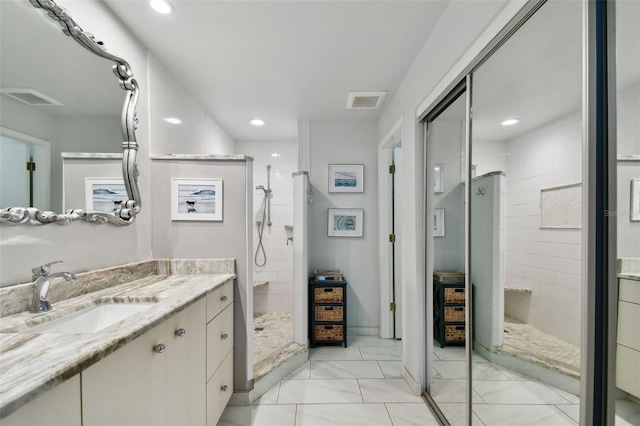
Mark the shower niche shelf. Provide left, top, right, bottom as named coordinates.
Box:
left=308, top=278, right=347, bottom=348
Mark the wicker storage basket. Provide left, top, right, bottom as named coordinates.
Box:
left=444, top=306, right=465, bottom=322
left=444, top=288, right=465, bottom=304
left=444, top=325, right=465, bottom=342
left=314, top=325, right=344, bottom=341
left=433, top=270, right=465, bottom=283
left=314, top=306, right=344, bottom=322
left=314, top=287, right=344, bottom=303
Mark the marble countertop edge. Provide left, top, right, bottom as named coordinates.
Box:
left=0, top=273, right=235, bottom=418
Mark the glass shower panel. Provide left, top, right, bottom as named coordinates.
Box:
left=613, top=0, right=640, bottom=423
left=470, top=0, right=583, bottom=423
left=425, top=93, right=470, bottom=425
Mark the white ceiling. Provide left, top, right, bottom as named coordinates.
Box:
left=103, top=0, right=450, bottom=141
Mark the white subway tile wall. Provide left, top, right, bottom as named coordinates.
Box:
left=237, top=141, right=297, bottom=313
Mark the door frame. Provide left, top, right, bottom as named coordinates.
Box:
left=378, top=117, right=403, bottom=339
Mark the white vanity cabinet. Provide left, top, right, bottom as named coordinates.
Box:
left=82, top=297, right=206, bottom=426
left=82, top=278, right=234, bottom=426
left=616, top=278, right=640, bottom=398
left=2, top=375, right=82, bottom=426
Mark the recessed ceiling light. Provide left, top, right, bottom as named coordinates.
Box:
left=150, top=0, right=173, bottom=14
left=271, top=153, right=280, bottom=158
left=164, top=117, right=182, bottom=124
left=501, top=118, right=520, bottom=126
left=249, top=118, right=265, bottom=126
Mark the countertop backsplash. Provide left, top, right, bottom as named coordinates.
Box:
left=0, top=259, right=235, bottom=317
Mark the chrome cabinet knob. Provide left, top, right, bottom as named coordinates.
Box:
left=153, top=343, right=166, bottom=353
left=221, top=333, right=229, bottom=340
left=175, top=328, right=186, bottom=337
left=221, top=295, right=228, bottom=302
left=221, top=385, right=229, bottom=392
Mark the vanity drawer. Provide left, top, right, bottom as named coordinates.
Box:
left=619, top=279, right=640, bottom=305
left=206, top=349, right=233, bottom=426
left=206, top=303, right=234, bottom=382
left=618, top=300, right=640, bottom=351
left=207, top=279, right=234, bottom=322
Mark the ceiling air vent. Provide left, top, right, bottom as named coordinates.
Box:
left=346, top=91, right=387, bottom=109
left=0, top=88, right=62, bottom=106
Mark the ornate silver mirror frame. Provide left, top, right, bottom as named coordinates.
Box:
left=0, top=0, right=141, bottom=226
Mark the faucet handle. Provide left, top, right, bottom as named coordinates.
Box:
left=32, top=261, right=63, bottom=277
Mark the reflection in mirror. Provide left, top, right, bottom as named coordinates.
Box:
left=471, top=0, right=582, bottom=424
left=0, top=0, right=140, bottom=225
left=425, top=92, right=471, bottom=424
left=614, top=0, right=640, bottom=423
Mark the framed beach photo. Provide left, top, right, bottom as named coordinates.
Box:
left=328, top=164, right=364, bottom=193
left=631, top=178, right=640, bottom=222
left=434, top=208, right=445, bottom=237
left=85, top=178, right=127, bottom=213
left=328, top=208, right=363, bottom=237
left=171, top=178, right=223, bottom=221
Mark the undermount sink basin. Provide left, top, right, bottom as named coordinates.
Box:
left=25, top=302, right=156, bottom=334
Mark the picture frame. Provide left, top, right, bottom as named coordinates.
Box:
left=434, top=208, right=445, bottom=237
left=631, top=178, right=640, bottom=222
left=434, top=164, right=445, bottom=193
left=85, top=177, right=127, bottom=213
left=328, top=164, right=364, bottom=193
left=171, top=178, right=223, bottom=221
left=327, top=208, right=364, bottom=237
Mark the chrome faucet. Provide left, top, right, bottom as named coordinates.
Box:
left=30, top=261, right=77, bottom=313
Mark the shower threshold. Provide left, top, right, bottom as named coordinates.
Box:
left=253, top=311, right=306, bottom=382
left=498, top=315, right=580, bottom=379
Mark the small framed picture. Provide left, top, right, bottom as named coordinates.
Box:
left=85, top=177, right=127, bottom=213
left=434, top=208, right=445, bottom=237
left=328, top=208, right=364, bottom=237
left=434, top=164, right=445, bottom=193
left=328, top=164, right=364, bottom=193
left=171, top=178, right=223, bottom=221
left=631, top=178, right=640, bottom=222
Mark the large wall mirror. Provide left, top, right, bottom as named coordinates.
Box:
left=0, top=0, right=141, bottom=226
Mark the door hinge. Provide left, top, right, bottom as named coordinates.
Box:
left=390, top=303, right=396, bottom=312
left=389, top=234, right=396, bottom=243
left=389, top=164, right=396, bottom=174
left=26, top=161, right=36, bottom=171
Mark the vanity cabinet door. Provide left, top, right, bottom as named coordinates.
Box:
left=166, top=297, right=207, bottom=425
left=2, top=375, right=81, bottom=426
left=81, top=321, right=167, bottom=426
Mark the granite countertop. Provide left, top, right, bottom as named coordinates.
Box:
left=0, top=271, right=234, bottom=418
left=619, top=273, right=640, bottom=281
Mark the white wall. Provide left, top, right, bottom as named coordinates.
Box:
left=377, top=0, right=523, bottom=393
left=149, top=54, right=234, bottom=155
left=0, top=0, right=152, bottom=287
left=236, top=141, right=297, bottom=313
left=309, top=119, right=380, bottom=335
left=616, top=84, right=640, bottom=258
left=150, top=158, right=253, bottom=392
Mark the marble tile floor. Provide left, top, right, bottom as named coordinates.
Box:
left=253, top=312, right=306, bottom=381
left=430, top=345, right=582, bottom=425
left=219, top=336, right=440, bottom=426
